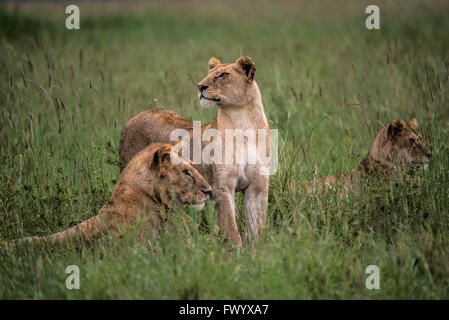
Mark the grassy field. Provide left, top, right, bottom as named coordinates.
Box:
left=0, top=0, right=448, bottom=299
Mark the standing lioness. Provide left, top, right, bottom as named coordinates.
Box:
left=119, top=56, right=270, bottom=246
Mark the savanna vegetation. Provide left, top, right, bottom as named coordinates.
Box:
left=0, top=0, right=448, bottom=299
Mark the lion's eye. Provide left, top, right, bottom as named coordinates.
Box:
left=183, top=170, right=192, bottom=178
left=217, top=72, right=229, bottom=79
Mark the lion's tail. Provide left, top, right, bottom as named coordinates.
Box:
left=15, top=210, right=110, bottom=245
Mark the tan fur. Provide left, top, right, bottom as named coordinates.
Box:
left=303, top=119, right=432, bottom=193
left=119, top=56, right=270, bottom=246
left=16, top=143, right=211, bottom=245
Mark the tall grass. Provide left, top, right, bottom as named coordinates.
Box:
left=0, top=0, right=448, bottom=299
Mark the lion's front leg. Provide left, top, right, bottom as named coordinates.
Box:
left=213, top=185, right=242, bottom=246
left=243, top=176, right=269, bottom=244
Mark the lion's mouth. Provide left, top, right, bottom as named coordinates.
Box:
left=408, top=159, right=429, bottom=171
left=200, top=93, right=220, bottom=102
left=190, top=199, right=207, bottom=211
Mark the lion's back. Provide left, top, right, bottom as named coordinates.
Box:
left=119, top=109, right=193, bottom=163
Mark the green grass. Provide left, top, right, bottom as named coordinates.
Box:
left=1, top=0, right=448, bottom=299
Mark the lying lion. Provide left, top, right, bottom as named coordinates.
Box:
left=119, top=56, right=270, bottom=246
left=303, top=118, right=432, bottom=193
left=13, top=143, right=212, bottom=245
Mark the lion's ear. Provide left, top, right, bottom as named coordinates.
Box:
left=236, top=56, right=256, bottom=81
left=151, top=145, right=172, bottom=171
left=387, top=119, right=406, bottom=138
left=407, top=118, right=419, bottom=130
left=208, top=57, right=221, bottom=69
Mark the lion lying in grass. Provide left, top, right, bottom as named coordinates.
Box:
left=13, top=143, right=212, bottom=245
left=303, top=118, right=432, bottom=193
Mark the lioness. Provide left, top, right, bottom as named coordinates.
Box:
left=119, top=56, right=270, bottom=246
left=303, top=118, right=432, bottom=193
left=15, top=143, right=212, bottom=245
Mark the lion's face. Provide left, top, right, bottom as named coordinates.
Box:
left=151, top=145, right=212, bottom=211
left=197, top=56, right=256, bottom=107
left=370, top=118, right=432, bottom=168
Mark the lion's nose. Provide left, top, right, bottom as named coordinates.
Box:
left=202, top=188, right=212, bottom=197
left=198, top=84, right=208, bottom=92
